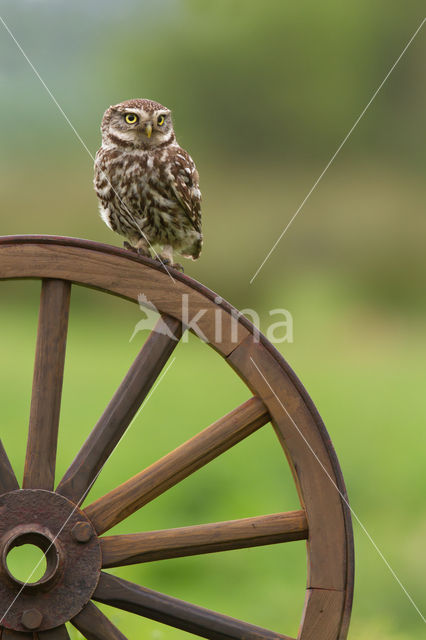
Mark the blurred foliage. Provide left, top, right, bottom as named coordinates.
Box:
left=0, top=0, right=425, bottom=164
left=106, top=0, right=425, bottom=163
left=0, top=1, right=425, bottom=638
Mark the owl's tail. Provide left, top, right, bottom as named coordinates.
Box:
left=182, top=235, right=203, bottom=261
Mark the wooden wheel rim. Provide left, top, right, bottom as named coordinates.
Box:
left=0, top=235, right=354, bottom=640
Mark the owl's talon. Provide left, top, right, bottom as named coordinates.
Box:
left=172, top=262, right=184, bottom=272
left=123, top=241, right=137, bottom=253
left=156, top=256, right=171, bottom=266
left=137, top=247, right=151, bottom=258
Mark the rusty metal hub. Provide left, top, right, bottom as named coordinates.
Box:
left=0, top=489, right=101, bottom=631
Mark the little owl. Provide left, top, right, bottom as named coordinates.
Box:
left=94, top=98, right=202, bottom=270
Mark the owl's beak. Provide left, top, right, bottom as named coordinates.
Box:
left=145, top=123, right=153, bottom=139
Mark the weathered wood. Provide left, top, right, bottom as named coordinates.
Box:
left=0, top=439, right=19, bottom=494
left=340, top=545, right=354, bottom=640
left=228, top=337, right=348, bottom=592
left=56, top=315, right=182, bottom=504
left=101, top=510, right=308, bottom=567
left=84, top=396, right=270, bottom=534
left=299, top=589, right=346, bottom=640
left=71, top=601, right=128, bottom=640
left=0, top=239, right=249, bottom=355
left=37, top=625, right=71, bottom=639
left=23, top=279, right=71, bottom=490
left=93, top=572, right=294, bottom=640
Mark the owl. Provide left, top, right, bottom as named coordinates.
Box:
left=94, top=98, right=202, bottom=270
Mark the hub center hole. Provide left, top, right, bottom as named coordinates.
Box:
left=6, top=543, right=47, bottom=583
left=3, top=531, right=59, bottom=587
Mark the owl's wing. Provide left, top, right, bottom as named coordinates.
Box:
left=169, top=149, right=202, bottom=233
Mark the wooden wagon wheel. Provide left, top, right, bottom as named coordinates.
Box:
left=0, top=236, right=353, bottom=640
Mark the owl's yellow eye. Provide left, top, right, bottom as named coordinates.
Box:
left=125, top=113, right=138, bottom=124
left=157, top=115, right=165, bottom=126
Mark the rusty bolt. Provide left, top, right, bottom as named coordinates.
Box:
left=71, top=521, right=93, bottom=543
left=22, top=608, right=43, bottom=629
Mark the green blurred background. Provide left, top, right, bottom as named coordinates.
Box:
left=0, top=1, right=425, bottom=638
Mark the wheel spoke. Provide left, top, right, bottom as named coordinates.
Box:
left=37, top=625, right=70, bottom=639
left=0, top=440, right=19, bottom=494
left=93, top=572, right=294, bottom=640
left=71, top=601, right=128, bottom=640
left=56, top=315, right=182, bottom=504
left=22, top=279, right=71, bottom=490
left=84, top=396, right=269, bottom=534
left=101, top=510, right=308, bottom=567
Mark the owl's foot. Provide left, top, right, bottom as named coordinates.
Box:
left=156, top=244, right=184, bottom=271
left=154, top=255, right=184, bottom=272
left=137, top=247, right=151, bottom=258
left=123, top=241, right=150, bottom=258
left=123, top=241, right=137, bottom=253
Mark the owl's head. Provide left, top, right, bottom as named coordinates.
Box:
left=101, top=99, right=175, bottom=149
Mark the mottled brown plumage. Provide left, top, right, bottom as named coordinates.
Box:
left=94, top=99, right=202, bottom=269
